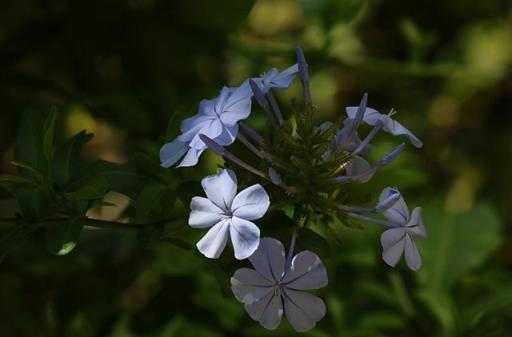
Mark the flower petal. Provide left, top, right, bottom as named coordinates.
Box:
left=380, top=188, right=410, bottom=224
left=283, top=288, right=326, bottom=332
left=196, top=219, right=230, bottom=259
left=188, top=119, right=223, bottom=150
left=231, top=268, right=274, bottom=304
left=269, top=64, right=299, bottom=89
left=231, top=184, right=270, bottom=220
left=178, top=115, right=213, bottom=142
left=221, top=84, right=253, bottom=125
left=244, top=292, right=283, bottom=330
left=230, top=217, right=261, bottom=260
left=177, top=147, right=205, bottom=168
left=189, top=197, right=225, bottom=228
left=214, top=123, right=239, bottom=146
left=380, top=227, right=405, bottom=267
left=249, top=238, right=286, bottom=282
left=381, top=228, right=406, bottom=267
left=407, top=207, right=427, bottom=238
left=346, top=155, right=374, bottom=183
left=379, top=115, right=423, bottom=148
left=404, top=234, right=422, bottom=271
left=346, top=106, right=382, bottom=125
left=201, top=169, right=238, bottom=211
left=159, top=139, right=189, bottom=168
left=281, top=251, right=328, bottom=290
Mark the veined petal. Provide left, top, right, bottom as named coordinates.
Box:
left=231, top=184, right=270, bottom=221
left=346, top=106, right=382, bottom=125
left=178, top=115, right=213, bottom=142
left=214, top=123, right=239, bottom=146
left=201, top=169, right=238, bottom=211
left=196, top=219, right=230, bottom=259
left=230, top=217, right=261, bottom=260
left=249, top=238, right=286, bottom=282
left=159, top=139, right=188, bottom=168
left=214, top=87, right=233, bottom=114
left=407, top=207, right=427, bottom=238
left=281, top=251, right=328, bottom=290
left=381, top=228, right=406, bottom=267
left=231, top=268, right=274, bottom=304
left=404, top=234, right=422, bottom=271
left=198, top=97, right=217, bottom=116
left=189, top=197, right=225, bottom=228
left=379, top=115, right=423, bottom=148
left=188, top=119, right=223, bottom=149
left=244, top=292, right=283, bottom=330
left=283, top=289, right=326, bottom=332
left=177, top=147, right=205, bottom=168
left=270, top=64, right=299, bottom=89
left=380, top=188, right=410, bottom=224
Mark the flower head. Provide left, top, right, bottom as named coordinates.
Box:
left=231, top=238, right=328, bottom=332
left=160, top=84, right=252, bottom=168
left=189, top=169, right=270, bottom=260
left=379, top=187, right=427, bottom=271
left=346, top=106, right=423, bottom=148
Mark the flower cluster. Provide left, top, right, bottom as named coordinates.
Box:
left=160, top=48, right=427, bottom=331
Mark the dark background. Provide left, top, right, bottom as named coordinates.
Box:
left=1, top=0, right=511, bottom=336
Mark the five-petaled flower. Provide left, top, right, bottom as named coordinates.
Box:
left=379, top=187, right=427, bottom=271
left=189, top=169, right=270, bottom=260
left=160, top=84, right=252, bottom=168
left=231, top=238, right=328, bottom=332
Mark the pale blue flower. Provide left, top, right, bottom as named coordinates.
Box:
left=253, top=64, right=299, bottom=94
left=189, top=169, right=270, bottom=260
left=345, top=106, right=423, bottom=148
left=160, top=84, right=252, bottom=168
left=379, top=187, right=427, bottom=271
left=231, top=238, right=328, bottom=332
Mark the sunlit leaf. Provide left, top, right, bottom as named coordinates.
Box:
left=45, top=217, right=84, bottom=256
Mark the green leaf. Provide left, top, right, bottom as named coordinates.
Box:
left=14, top=110, right=47, bottom=178
left=45, top=217, right=84, bottom=256
left=0, top=175, right=37, bottom=188
left=42, top=109, right=57, bottom=161
left=134, top=152, right=174, bottom=184
left=11, top=161, right=44, bottom=184
left=52, top=130, right=94, bottom=187
left=418, top=203, right=502, bottom=293
left=136, top=184, right=176, bottom=220
left=93, top=160, right=156, bottom=200
left=176, top=181, right=202, bottom=207
left=64, top=174, right=108, bottom=201
left=296, top=227, right=331, bottom=258
left=16, top=188, right=48, bottom=219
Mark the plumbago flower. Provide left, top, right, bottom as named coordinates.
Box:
left=379, top=187, right=427, bottom=271
left=231, top=238, right=327, bottom=332
left=160, top=47, right=429, bottom=331
left=160, top=84, right=252, bottom=168
left=189, top=169, right=270, bottom=260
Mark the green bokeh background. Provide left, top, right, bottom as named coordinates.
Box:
left=1, top=0, right=511, bottom=336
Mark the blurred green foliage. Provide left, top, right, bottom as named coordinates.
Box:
left=1, top=0, right=512, bottom=336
